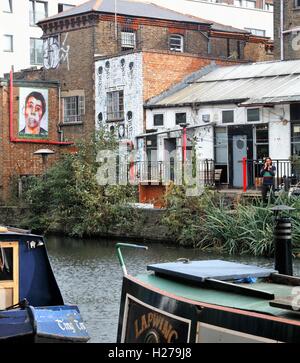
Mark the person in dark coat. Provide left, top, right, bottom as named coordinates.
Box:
left=260, top=157, right=276, bottom=203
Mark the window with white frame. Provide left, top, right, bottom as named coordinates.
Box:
left=58, top=3, right=74, bottom=13
left=255, top=125, right=269, bottom=160
left=3, top=0, right=13, bottom=13
left=107, top=91, right=124, bottom=121
left=247, top=108, right=260, bottom=122
left=121, top=31, right=136, bottom=50
left=222, top=110, right=234, bottom=124
left=175, top=113, right=186, bottom=125
left=169, top=34, right=184, bottom=52
left=153, top=114, right=164, bottom=126
left=29, top=1, right=48, bottom=26
left=245, top=28, right=266, bottom=37
left=3, top=35, right=13, bottom=52
left=63, top=96, right=85, bottom=123
left=30, top=38, right=43, bottom=65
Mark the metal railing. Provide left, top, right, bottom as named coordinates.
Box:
left=246, top=159, right=299, bottom=190
left=133, top=160, right=215, bottom=185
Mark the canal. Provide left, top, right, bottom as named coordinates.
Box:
left=46, top=235, right=300, bottom=343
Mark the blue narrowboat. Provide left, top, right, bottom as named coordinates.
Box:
left=0, top=226, right=89, bottom=343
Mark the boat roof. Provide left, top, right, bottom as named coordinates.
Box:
left=147, top=260, right=276, bottom=282
left=0, top=226, right=42, bottom=238
left=136, top=259, right=300, bottom=322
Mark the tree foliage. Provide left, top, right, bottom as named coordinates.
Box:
left=21, top=131, right=138, bottom=237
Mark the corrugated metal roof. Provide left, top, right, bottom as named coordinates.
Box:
left=146, top=60, right=300, bottom=107
left=40, top=0, right=210, bottom=25
left=198, top=60, right=300, bottom=82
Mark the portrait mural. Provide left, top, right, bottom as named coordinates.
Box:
left=18, top=88, right=48, bottom=139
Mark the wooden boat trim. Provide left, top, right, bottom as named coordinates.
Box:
left=127, top=275, right=300, bottom=327
left=0, top=241, right=19, bottom=308
left=271, top=273, right=300, bottom=286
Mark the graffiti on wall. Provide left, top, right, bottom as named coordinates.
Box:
left=18, top=88, right=48, bottom=139
left=43, top=33, right=70, bottom=70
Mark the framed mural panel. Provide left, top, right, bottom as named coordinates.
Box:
left=18, top=88, right=48, bottom=139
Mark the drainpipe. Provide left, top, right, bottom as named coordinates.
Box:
left=280, top=0, right=284, bottom=61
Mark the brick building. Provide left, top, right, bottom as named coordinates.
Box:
left=0, top=76, right=72, bottom=202
left=274, top=0, right=300, bottom=60
left=36, top=0, right=272, bottom=142
left=0, top=0, right=274, bottom=201
left=95, top=50, right=245, bottom=142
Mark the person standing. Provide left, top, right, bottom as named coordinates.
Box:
left=260, top=157, right=276, bottom=203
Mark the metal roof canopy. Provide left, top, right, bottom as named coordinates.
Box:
left=147, top=260, right=276, bottom=283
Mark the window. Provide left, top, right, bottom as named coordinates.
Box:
left=295, top=0, right=300, bottom=8
left=292, top=124, right=300, bottom=155
left=107, top=91, right=124, bottom=121
left=29, top=1, right=48, bottom=26
left=255, top=125, right=269, bottom=160
left=175, top=113, right=186, bottom=125
left=121, top=31, right=136, bottom=51
left=265, top=3, right=273, bottom=11
left=30, top=38, right=43, bottom=65
left=58, top=3, right=74, bottom=13
left=3, top=35, right=13, bottom=52
left=245, top=0, right=256, bottom=8
left=3, top=0, right=12, bottom=13
left=291, top=103, right=300, bottom=121
left=215, top=127, right=228, bottom=164
left=169, top=34, right=184, bottom=52
left=245, top=28, right=266, bottom=37
left=0, top=242, right=19, bottom=310
left=222, top=110, right=234, bottom=124
left=153, top=114, right=164, bottom=126
left=63, top=96, right=85, bottom=123
left=247, top=108, right=260, bottom=122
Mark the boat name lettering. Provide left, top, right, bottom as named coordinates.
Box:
left=55, top=319, right=87, bottom=333
left=134, top=312, right=178, bottom=342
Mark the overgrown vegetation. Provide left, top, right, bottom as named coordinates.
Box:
left=20, top=131, right=138, bottom=237
left=162, top=184, right=300, bottom=257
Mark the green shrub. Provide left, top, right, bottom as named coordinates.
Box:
left=21, top=131, right=138, bottom=237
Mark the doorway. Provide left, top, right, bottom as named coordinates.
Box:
left=233, top=135, right=247, bottom=187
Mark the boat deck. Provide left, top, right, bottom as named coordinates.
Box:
left=136, top=273, right=300, bottom=321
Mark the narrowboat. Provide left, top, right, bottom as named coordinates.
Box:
left=0, top=226, right=89, bottom=342
left=116, top=243, right=300, bottom=343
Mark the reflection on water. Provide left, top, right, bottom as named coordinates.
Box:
left=45, top=235, right=300, bottom=343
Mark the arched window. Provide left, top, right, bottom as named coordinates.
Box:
left=169, top=34, right=184, bottom=52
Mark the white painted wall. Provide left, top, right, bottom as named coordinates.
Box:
left=0, top=0, right=84, bottom=76
left=146, top=103, right=291, bottom=162
left=149, top=0, right=274, bottom=38
left=95, top=53, right=144, bottom=142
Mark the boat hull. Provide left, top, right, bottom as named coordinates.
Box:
left=0, top=305, right=89, bottom=343
left=117, top=276, right=300, bottom=343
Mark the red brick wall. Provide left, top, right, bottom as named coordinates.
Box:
left=142, top=51, right=245, bottom=102
left=0, top=82, right=71, bottom=202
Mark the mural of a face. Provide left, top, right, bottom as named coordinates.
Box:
left=18, top=88, right=48, bottom=139
left=24, top=96, right=44, bottom=131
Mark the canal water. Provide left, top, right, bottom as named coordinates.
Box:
left=45, top=235, right=300, bottom=343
